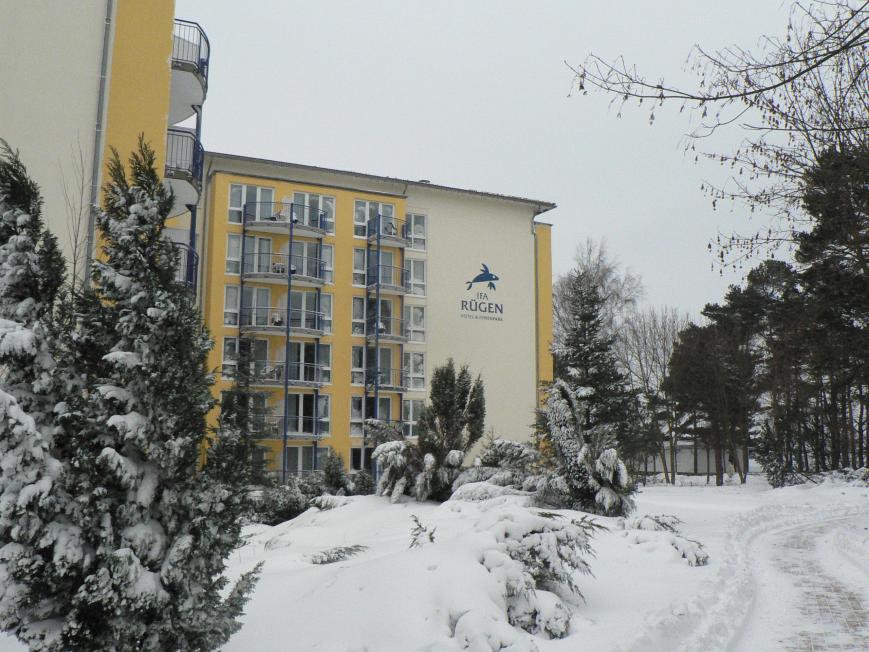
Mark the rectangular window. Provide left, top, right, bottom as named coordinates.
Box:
left=353, top=200, right=367, bottom=237
left=224, top=286, right=240, bottom=325
left=320, top=294, right=333, bottom=333
left=292, top=192, right=336, bottom=234
left=318, top=395, right=331, bottom=435
left=406, top=213, right=426, bottom=250
left=226, top=234, right=241, bottom=274
left=240, top=286, right=270, bottom=327
left=365, top=396, right=391, bottom=422
left=222, top=337, right=238, bottom=376
left=242, top=236, right=272, bottom=274
left=318, top=344, right=331, bottom=384
left=350, top=396, right=364, bottom=436
left=355, top=199, right=395, bottom=237
left=404, top=305, right=425, bottom=342
left=300, top=445, right=330, bottom=472
left=406, top=259, right=425, bottom=296
left=350, top=447, right=374, bottom=472
left=229, top=184, right=274, bottom=223
left=352, top=297, right=366, bottom=335
left=353, top=248, right=366, bottom=286
left=321, top=244, right=334, bottom=284
left=351, top=346, right=365, bottom=385
left=404, top=351, right=425, bottom=390
left=402, top=399, right=425, bottom=437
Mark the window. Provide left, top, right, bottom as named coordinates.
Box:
left=320, top=294, right=332, bottom=333
left=365, top=396, right=391, bottom=422
left=224, top=286, right=240, bottom=325
left=318, top=344, right=331, bottom=384
left=243, top=236, right=272, bottom=274
left=240, top=286, right=270, bottom=327
left=318, top=395, right=331, bottom=435
left=352, top=297, right=366, bottom=335
left=404, top=305, right=425, bottom=342
left=354, top=199, right=395, bottom=237
left=406, top=213, right=426, bottom=250
left=353, top=249, right=366, bottom=286
left=404, top=351, right=425, bottom=390
left=350, top=447, right=374, bottom=472
left=321, top=244, right=334, bottom=283
left=229, top=184, right=274, bottom=223
left=290, top=240, right=322, bottom=279
left=351, top=346, right=365, bottom=384
left=290, top=445, right=329, bottom=473
left=292, top=191, right=335, bottom=233
left=350, top=396, right=364, bottom=436
left=406, top=259, right=425, bottom=296
left=226, top=234, right=241, bottom=274
left=222, top=337, right=238, bottom=376
left=403, top=399, right=425, bottom=437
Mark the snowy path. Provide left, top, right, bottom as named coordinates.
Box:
left=734, top=514, right=869, bottom=651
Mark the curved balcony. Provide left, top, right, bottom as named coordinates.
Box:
left=365, top=367, right=408, bottom=392
left=243, top=202, right=328, bottom=238
left=251, top=361, right=325, bottom=389
left=250, top=414, right=328, bottom=440
left=367, top=215, right=408, bottom=248
left=170, top=242, right=198, bottom=291
left=241, top=253, right=326, bottom=287
left=239, top=307, right=323, bottom=337
left=170, top=19, right=210, bottom=124
left=366, top=316, right=407, bottom=343
left=366, top=265, right=409, bottom=295
left=165, top=128, right=203, bottom=217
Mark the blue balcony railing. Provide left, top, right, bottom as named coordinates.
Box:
left=170, top=242, right=198, bottom=291
left=165, top=128, right=203, bottom=191
left=367, top=215, right=408, bottom=244
left=172, top=19, right=210, bottom=87
left=238, top=306, right=324, bottom=332
left=366, top=264, right=410, bottom=292
left=243, top=202, right=329, bottom=233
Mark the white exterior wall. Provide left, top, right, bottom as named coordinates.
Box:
left=406, top=188, right=539, bottom=443
left=0, top=1, right=109, bottom=266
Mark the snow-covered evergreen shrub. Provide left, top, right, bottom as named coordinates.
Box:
left=309, top=495, right=350, bottom=511
left=309, top=545, right=367, bottom=565
left=479, top=508, right=602, bottom=639
left=347, top=470, right=374, bottom=496
left=578, top=426, right=635, bottom=517
left=322, top=448, right=350, bottom=495
left=52, top=141, right=259, bottom=650
left=619, top=513, right=708, bottom=566
left=372, top=440, right=419, bottom=503
left=256, top=479, right=308, bottom=525
left=453, top=437, right=539, bottom=492
left=297, top=471, right=326, bottom=500
left=0, top=143, right=72, bottom=651
left=409, top=514, right=436, bottom=548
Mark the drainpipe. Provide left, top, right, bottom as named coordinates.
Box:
left=85, top=0, right=114, bottom=286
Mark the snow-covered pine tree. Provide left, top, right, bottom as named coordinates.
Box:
left=56, top=139, right=259, bottom=651
left=0, top=143, right=73, bottom=651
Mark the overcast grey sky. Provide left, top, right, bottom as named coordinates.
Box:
left=176, top=0, right=790, bottom=315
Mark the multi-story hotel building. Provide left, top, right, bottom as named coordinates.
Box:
left=2, top=2, right=555, bottom=476
left=199, top=154, right=554, bottom=476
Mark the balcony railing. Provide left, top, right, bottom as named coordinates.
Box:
left=365, top=367, right=408, bottom=391
left=366, top=316, right=407, bottom=341
left=366, top=265, right=409, bottom=292
left=243, top=202, right=330, bottom=233
left=172, top=19, right=210, bottom=87
left=242, top=253, right=326, bottom=284
left=250, top=414, right=327, bottom=439
left=165, top=128, right=203, bottom=191
left=170, top=242, right=198, bottom=291
left=367, top=215, right=408, bottom=245
left=239, top=307, right=323, bottom=333
left=250, top=361, right=325, bottom=387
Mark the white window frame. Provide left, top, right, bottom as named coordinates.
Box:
left=403, top=399, right=425, bottom=437
left=353, top=200, right=368, bottom=238
left=226, top=234, right=242, bottom=274
left=352, top=248, right=366, bottom=286
left=321, top=244, right=334, bottom=284
left=406, top=212, right=427, bottom=251
left=320, top=293, right=333, bottom=333
left=229, top=184, right=275, bottom=223
left=404, top=351, right=425, bottom=391
left=224, top=286, right=240, bottom=326
left=404, top=305, right=425, bottom=342
left=318, top=395, right=331, bottom=435
left=318, top=344, right=332, bottom=384
left=352, top=297, right=366, bottom=335
left=354, top=199, right=395, bottom=238
left=292, top=191, right=336, bottom=234
left=222, top=337, right=238, bottom=376
left=351, top=345, right=365, bottom=385
left=350, top=396, right=364, bottom=436
left=406, top=259, right=425, bottom=296
left=241, top=286, right=271, bottom=327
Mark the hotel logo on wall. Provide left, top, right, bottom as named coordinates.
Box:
left=460, top=264, right=504, bottom=322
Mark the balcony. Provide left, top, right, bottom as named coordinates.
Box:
left=365, top=367, right=408, bottom=392
left=366, top=316, right=407, bottom=343
left=170, top=19, right=210, bottom=124
left=250, top=414, right=328, bottom=440
left=367, top=215, right=408, bottom=248
left=170, top=242, right=198, bottom=291
left=366, top=265, right=409, bottom=295
left=250, top=361, right=325, bottom=389
left=239, top=307, right=324, bottom=337
left=350, top=419, right=406, bottom=439
left=241, top=252, right=326, bottom=287
left=165, top=128, right=203, bottom=217
left=243, top=202, right=329, bottom=238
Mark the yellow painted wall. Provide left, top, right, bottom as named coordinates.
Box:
left=534, top=223, right=553, bottom=395
left=203, top=172, right=406, bottom=471
left=102, top=0, right=175, bottom=185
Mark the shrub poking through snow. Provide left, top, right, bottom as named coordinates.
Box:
left=255, top=480, right=308, bottom=525
left=409, top=514, right=437, bottom=548
left=619, top=513, right=709, bottom=566
left=309, top=545, right=368, bottom=565
left=323, top=448, right=351, bottom=495
left=310, top=495, right=351, bottom=511
left=347, top=470, right=375, bottom=496
left=478, top=507, right=603, bottom=639
left=373, top=440, right=419, bottom=503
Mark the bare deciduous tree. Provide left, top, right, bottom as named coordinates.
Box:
left=58, top=139, right=92, bottom=288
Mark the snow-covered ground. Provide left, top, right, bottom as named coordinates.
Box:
left=1, top=476, right=866, bottom=651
